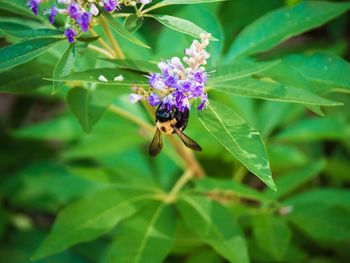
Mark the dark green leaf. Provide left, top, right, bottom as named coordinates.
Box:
left=227, top=1, right=350, bottom=60
left=195, top=177, right=271, bottom=202
left=177, top=195, right=249, bottom=263
left=149, top=14, right=218, bottom=40
left=265, top=160, right=326, bottom=200
left=123, top=14, right=143, bottom=33
left=67, top=87, right=106, bottom=133
left=0, top=22, right=63, bottom=39
left=144, top=0, right=226, bottom=12
left=275, top=116, right=348, bottom=142
left=0, top=61, right=52, bottom=93
left=252, top=215, right=292, bottom=260
left=32, top=188, right=150, bottom=260
left=53, top=43, right=77, bottom=94
left=0, top=37, right=63, bottom=71
left=198, top=101, right=276, bottom=190
left=102, top=202, right=175, bottom=263
left=76, top=36, right=100, bottom=43
left=284, top=52, right=350, bottom=93
left=285, top=189, right=350, bottom=243
left=98, top=7, right=150, bottom=48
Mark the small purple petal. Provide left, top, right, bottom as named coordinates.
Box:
left=64, top=28, right=76, bottom=43
left=28, top=0, right=42, bottom=16
left=104, top=0, right=117, bottom=12
left=77, top=12, right=91, bottom=32
left=68, top=2, right=82, bottom=20
left=49, top=5, right=58, bottom=24
left=198, top=94, right=208, bottom=111
left=148, top=92, right=161, bottom=107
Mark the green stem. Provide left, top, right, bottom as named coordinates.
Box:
left=100, top=17, right=125, bottom=59
left=88, top=44, right=114, bottom=59
left=164, top=170, right=194, bottom=203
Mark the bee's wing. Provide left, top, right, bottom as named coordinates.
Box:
left=149, top=128, right=163, bottom=157
left=173, top=127, right=202, bottom=152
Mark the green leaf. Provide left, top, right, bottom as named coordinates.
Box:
left=265, top=160, right=326, bottom=200
left=67, top=87, right=106, bottom=133
left=195, top=177, right=271, bottom=202
left=177, top=195, right=249, bottom=263
left=198, top=100, right=276, bottom=190
left=102, top=58, right=158, bottom=73
left=184, top=248, right=223, bottom=263
left=0, top=22, right=63, bottom=39
left=0, top=0, right=39, bottom=18
left=0, top=61, right=52, bottom=93
left=275, top=116, right=349, bottom=142
left=102, top=202, right=175, bottom=263
left=49, top=68, right=149, bottom=86
left=0, top=37, right=63, bottom=71
left=252, top=215, right=292, bottom=260
left=227, top=1, right=350, bottom=60
left=149, top=14, right=218, bottom=40
left=98, top=7, right=150, bottom=48
left=208, top=62, right=341, bottom=106
left=53, top=43, right=77, bottom=94
left=145, top=0, right=226, bottom=12
left=76, top=36, right=100, bottom=43
left=285, top=189, right=350, bottom=242
left=123, top=14, right=143, bottom=33
left=284, top=52, right=350, bottom=93
left=32, top=188, right=150, bottom=260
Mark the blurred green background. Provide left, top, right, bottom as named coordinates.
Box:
left=0, top=0, right=350, bottom=262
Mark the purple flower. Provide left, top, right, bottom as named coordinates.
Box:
left=164, top=74, right=178, bottom=88
left=64, top=28, right=76, bottom=43
left=28, top=0, right=41, bottom=15
left=148, top=92, right=161, bottom=107
left=162, top=95, right=175, bottom=111
left=68, top=2, right=82, bottom=20
left=193, top=70, right=207, bottom=84
left=77, top=12, right=91, bottom=32
left=179, top=80, right=192, bottom=92
left=198, top=94, right=208, bottom=111
left=104, top=0, right=117, bottom=12
left=46, top=4, right=58, bottom=24
left=191, top=85, right=204, bottom=98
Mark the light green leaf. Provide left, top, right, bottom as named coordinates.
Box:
left=0, top=37, right=64, bottom=71
left=198, top=101, right=275, bottom=190
left=144, top=0, right=226, bottom=13
left=0, top=61, right=52, bottom=93
left=49, top=68, right=149, bottom=86
left=195, top=177, right=271, bottom=202
left=285, top=189, right=350, bottom=242
left=103, top=202, right=175, bottom=263
left=32, top=188, right=150, bottom=260
left=102, top=58, right=158, bottom=73
left=149, top=14, right=218, bottom=40
left=177, top=195, right=249, bottom=263
left=208, top=62, right=341, bottom=106
left=284, top=52, right=350, bottom=93
left=123, top=14, right=143, bottom=33
left=98, top=7, right=150, bottom=48
left=275, top=116, right=349, bottom=142
left=53, top=43, right=77, bottom=94
left=264, top=160, right=326, bottom=200
left=252, top=215, right=292, bottom=260
left=67, top=87, right=106, bottom=133
left=227, top=1, right=350, bottom=59
left=184, top=248, right=223, bottom=263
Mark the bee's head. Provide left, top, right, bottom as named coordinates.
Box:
left=156, top=104, right=177, bottom=122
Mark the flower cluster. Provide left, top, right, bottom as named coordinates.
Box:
left=28, top=0, right=152, bottom=43
left=130, top=33, right=211, bottom=112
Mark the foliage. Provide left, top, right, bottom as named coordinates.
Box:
left=0, top=0, right=350, bottom=263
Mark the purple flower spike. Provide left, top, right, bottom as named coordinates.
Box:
left=77, top=12, right=92, bottom=32
left=68, top=2, right=82, bottom=20
left=64, top=28, right=76, bottom=43
left=104, top=0, right=117, bottom=12
left=28, top=0, right=42, bottom=16
left=49, top=5, right=58, bottom=24
left=148, top=92, right=161, bottom=107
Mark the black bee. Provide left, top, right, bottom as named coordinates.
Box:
left=149, top=104, right=202, bottom=156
